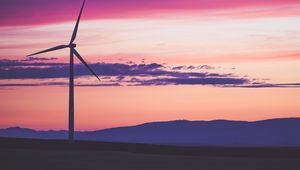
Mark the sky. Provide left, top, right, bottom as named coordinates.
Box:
left=0, top=0, right=300, bottom=130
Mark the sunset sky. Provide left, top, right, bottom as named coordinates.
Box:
left=0, top=0, right=300, bottom=130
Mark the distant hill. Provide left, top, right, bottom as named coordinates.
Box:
left=1, top=118, right=300, bottom=147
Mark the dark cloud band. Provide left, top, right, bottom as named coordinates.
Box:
left=1, top=59, right=299, bottom=88
left=0, top=59, right=251, bottom=87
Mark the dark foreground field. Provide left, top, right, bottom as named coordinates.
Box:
left=0, top=138, right=300, bottom=170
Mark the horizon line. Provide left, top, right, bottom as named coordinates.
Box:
left=2, top=116, right=299, bottom=131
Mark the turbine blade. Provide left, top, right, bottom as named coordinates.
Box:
left=70, top=0, right=86, bottom=44
left=73, top=49, right=100, bottom=81
left=27, top=45, right=68, bottom=57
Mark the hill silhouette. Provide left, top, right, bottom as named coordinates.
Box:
left=1, top=118, right=300, bottom=147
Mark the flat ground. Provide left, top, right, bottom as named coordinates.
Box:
left=0, top=138, right=299, bottom=170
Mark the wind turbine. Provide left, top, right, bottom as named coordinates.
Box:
left=27, top=0, right=100, bottom=143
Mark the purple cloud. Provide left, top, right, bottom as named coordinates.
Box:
left=2, top=59, right=298, bottom=88
left=0, top=59, right=251, bottom=87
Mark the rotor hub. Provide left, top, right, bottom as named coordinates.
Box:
left=70, top=43, right=77, bottom=48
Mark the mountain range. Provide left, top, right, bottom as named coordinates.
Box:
left=1, top=118, right=300, bottom=147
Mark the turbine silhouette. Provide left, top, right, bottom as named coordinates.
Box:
left=27, top=0, right=99, bottom=143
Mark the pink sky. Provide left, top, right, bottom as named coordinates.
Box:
left=1, top=0, right=300, bottom=26
left=0, top=0, right=300, bottom=130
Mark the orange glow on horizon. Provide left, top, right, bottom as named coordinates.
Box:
left=0, top=86, right=299, bottom=130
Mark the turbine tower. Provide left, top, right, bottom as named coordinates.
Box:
left=27, top=0, right=99, bottom=143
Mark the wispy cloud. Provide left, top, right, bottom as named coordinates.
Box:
left=232, top=83, right=300, bottom=88
left=23, top=57, right=58, bottom=62
left=0, top=59, right=65, bottom=67
left=172, top=65, right=215, bottom=70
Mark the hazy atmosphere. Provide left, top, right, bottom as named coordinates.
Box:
left=1, top=0, right=300, bottom=130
